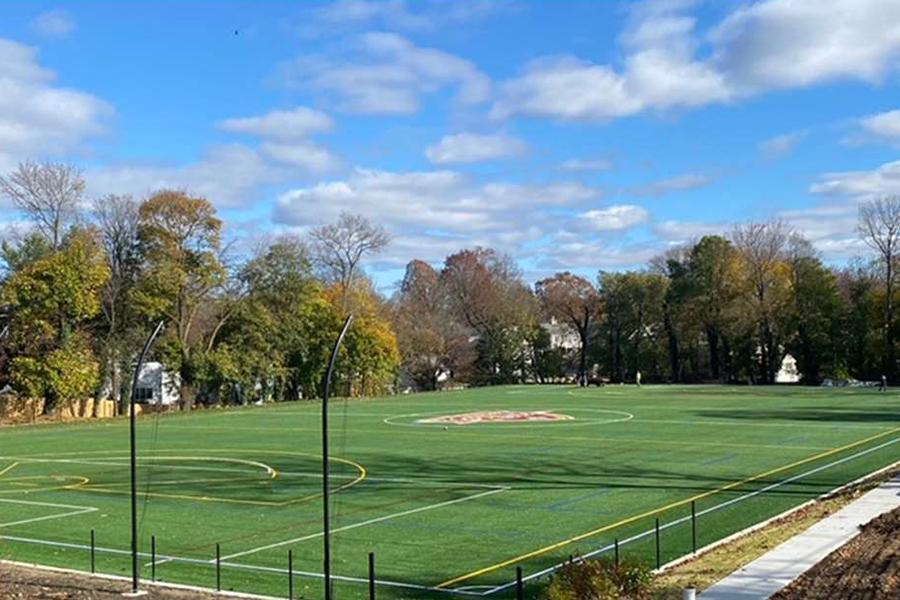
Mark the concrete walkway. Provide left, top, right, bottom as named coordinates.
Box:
left=700, top=476, right=900, bottom=600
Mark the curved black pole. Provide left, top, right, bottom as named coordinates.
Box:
left=322, top=314, right=353, bottom=600
left=129, top=320, right=165, bottom=595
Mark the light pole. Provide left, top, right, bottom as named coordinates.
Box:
left=128, top=320, right=165, bottom=596
left=322, top=315, right=353, bottom=600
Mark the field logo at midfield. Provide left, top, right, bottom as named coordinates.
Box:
left=417, top=410, right=574, bottom=425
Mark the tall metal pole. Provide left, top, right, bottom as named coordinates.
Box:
left=129, top=320, right=165, bottom=595
left=322, top=315, right=353, bottom=600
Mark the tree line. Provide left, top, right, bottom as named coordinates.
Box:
left=1, top=161, right=897, bottom=414
left=0, top=161, right=398, bottom=413
left=393, top=200, right=900, bottom=389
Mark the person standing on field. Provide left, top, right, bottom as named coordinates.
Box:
left=881, top=374, right=888, bottom=391
left=636, top=370, right=642, bottom=387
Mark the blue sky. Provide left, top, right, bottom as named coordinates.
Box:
left=1, top=0, right=899, bottom=289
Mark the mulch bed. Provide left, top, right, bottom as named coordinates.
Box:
left=772, top=505, right=900, bottom=599
left=0, top=562, right=225, bottom=599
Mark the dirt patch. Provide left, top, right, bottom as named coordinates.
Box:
left=771, top=505, right=900, bottom=600
left=0, top=562, right=226, bottom=599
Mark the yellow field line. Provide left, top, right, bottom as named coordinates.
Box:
left=0, top=462, right=19, bottom=478
left=73, top=453, right=367, bottom=507
left=436, top=424, right=900, bottom=589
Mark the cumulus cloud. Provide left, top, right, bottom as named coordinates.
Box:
left=631, top=173, right=712, bottom=197
left=87, top=144, right=287, bottom=209
left=578, top=204, right=650, bottom=231
left=857, top=109, right=900, bottom=144
left=425, top=132, right=528, bottom=165
left=561, top=158, right=614, bottom=172
left=759, top=131, right=806, bottom=159
left=0, top=38, right=112, bottom=172
left=31, top=10, right=76, bottom=38
left=274, top=167, right=602, bottom=267
left=280, top=33, right=490, bottom=114
left=810, top=159, right=900, bottom=199
left=493, top=0, right=900, bottom=121
left=653, top=219, right=725, bottom=242
left=218, top=107, right=333, bottom=140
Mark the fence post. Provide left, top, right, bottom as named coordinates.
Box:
left=90, top=529, right=95, bottom=574
left=368, top=552, right=376, bottom=600
left=655, top=518, right=661, bottom=570
left=216, top=543, right=221, bottom=591
left=614, top=538, right=619, bottom=565
left=288, top=550, right=293, bottom=600
left=516, top=566, right=523, bottom=600
left=151, top=536, right=156, bottom=582
left=691, top=500, right=697, bottom=554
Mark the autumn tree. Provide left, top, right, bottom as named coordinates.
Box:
left=536, top=272, right=602, bottom=385
left=310, top=213, right=390, bottom=309
left=441, top=248, right=537, bottom=384
left=785, top=235, right=844, bottom=383
left=132, top=190, right=227, bottom=408
left=2, top=229, right=109, bottom=411
left=394, top=260, right=470, bottom=390
left=0, top=161, right=84, bottom=249
left=732, top=221, right=792, bottom=383
left=858, top=196, right=900, bottom=381
left=94, top=194, right=143, bottom=408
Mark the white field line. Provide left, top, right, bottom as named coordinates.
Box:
left=0, top=498, right=98, bottom=528
left=482, top=434, right=900, bottom=596
left=0, top=456, right=278, bottom=479
left=218, top=486, right=509, bottom=562
left=1, top=536, right=485, bottom=597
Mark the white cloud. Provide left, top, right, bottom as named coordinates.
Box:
left=631, top=173, right=712, bottom=196
left=759, top=131, right=806, bottom=159
left=218, top=107, right=333, bottom=140
left=493, top=0, right=900, bottom=122
left=778, top=204, right=865, bottom=260
left=281, top=33, right=490, bottom=114
left=425, top=132, right=528, bottom=165
left=0, top=38, right=111, bottom=172
left=653, top=220, right=724, bottom=242
left=259, top=141, right=342, bottom=173
left=561, top=158, right=614, bottom=172
left=579, top=204, right=649, bottom=231
left=810, top=159, right=900, bottom=199
left=87, top=145, right=286, bottom=209
left=274, top=167, right=601, bottom=267
left=31, top=10, right=76, bottom=38
left=858, top=109, right=900, bottom=144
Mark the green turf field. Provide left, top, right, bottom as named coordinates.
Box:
left=1, top=385, right=899, bottom=599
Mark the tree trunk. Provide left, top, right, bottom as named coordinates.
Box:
left=664, top=304, right=680, bottom=382
left=706, top=326, right=720, bottom=381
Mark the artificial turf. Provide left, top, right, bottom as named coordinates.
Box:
left=1, top=384, right=899, bottom=599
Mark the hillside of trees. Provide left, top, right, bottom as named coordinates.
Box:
left=1, top=161, right=897, bottom=414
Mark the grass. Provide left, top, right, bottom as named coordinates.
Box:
left=0, top=384, right=899, bottom=599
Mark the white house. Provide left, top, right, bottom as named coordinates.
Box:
left=134, top=361, right=180, bottom=405
left=542, top=318, right=581, bottom=351
left=776, top=354, right=801, bottom=383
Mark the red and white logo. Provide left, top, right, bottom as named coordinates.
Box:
left=417, top=410, right=574, bottom=425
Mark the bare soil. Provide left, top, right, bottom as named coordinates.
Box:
left=771, top=505, right=900, bottom=600
left=0, top=562, right=225, bottom=599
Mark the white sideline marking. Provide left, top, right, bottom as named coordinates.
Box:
left=218, top=486, right=509, bottom=562
left=0, top=498, right=98, bottom=528
left=482, top=434, right=900, bottom=596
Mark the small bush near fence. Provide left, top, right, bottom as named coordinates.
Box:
left=543, top=557, right=654, bottom=600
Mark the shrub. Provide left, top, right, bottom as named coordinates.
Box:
left=543, top=556, right=654, bottom=600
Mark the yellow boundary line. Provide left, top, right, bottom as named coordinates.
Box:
left=436, top=424, right=900, bottom=589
